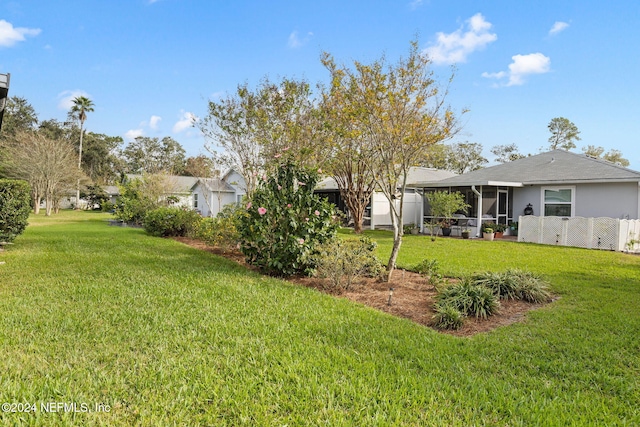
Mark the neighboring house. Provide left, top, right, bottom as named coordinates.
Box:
left=316, top=167, right=457, bottom=230
left=411, top=150, right=640, bottom=236
left=121, top=171, right=247, bottom=217
left=190, top=169, right=246, bottom=217
left=104, top=186, right=120, bottom=205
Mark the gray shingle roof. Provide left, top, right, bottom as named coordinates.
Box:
left=193, top=178, right=236, bottom=193
left=317, top=167, right=457, bottom=190
left=426, top=150, right=640, bottom=187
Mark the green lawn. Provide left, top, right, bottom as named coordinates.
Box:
left=0, top=211, right=639, bottom=426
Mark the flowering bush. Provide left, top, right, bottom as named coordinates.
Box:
left=239, top=161, right=338, bottom=276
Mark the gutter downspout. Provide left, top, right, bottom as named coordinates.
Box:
left=472, top=185, right=482, bottom=237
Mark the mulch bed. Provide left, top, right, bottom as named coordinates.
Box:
left=173, top=237, right=549, bottom=336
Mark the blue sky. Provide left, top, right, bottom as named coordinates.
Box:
left=2, top=1, right=639, bottom=169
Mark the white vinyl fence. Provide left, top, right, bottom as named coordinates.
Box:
left=518, top=216, right=640, bottom=254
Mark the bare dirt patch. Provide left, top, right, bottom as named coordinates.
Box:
left=174, top=237, right=548, bottom=336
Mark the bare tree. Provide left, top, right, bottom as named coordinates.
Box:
left=1, top=131, right=85, bottom=215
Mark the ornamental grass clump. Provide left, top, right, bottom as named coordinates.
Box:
left=435, top=278, right=500, bottom=321
left=239, top=161, right=339, bottom=276
left=472, top=269, right=551, bottom=303
left=432, top=303, right=466, bottom=330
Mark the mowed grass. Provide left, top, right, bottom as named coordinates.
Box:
left=0, top=212, right=638, bottom=426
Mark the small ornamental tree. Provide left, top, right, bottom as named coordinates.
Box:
left=239, top=161, right=338, bottom=276
left=0, top=179, right=31, bottom=243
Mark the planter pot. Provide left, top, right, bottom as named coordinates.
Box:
left=461, top=231, right=470, bottom=239
left=495, top=232, right=504, bottom=239
left=441, top=227, right=452, bottom=237
left=483, top=232, right=495, bottom=241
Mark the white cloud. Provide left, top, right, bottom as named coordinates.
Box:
left=482, top=53, right=551, bottom=86
left=424, top=13, right=497, bottom=65
left=409, top=0, right=424, bottom=10
left=549, top=21, right=569, bottom=36
left=149, top=115, right=162, bottom=130
left=125, top=129, right=144, bottom=141
left=287, top=31, right=313, bottom=49
left=57, top=90, right=91, bottom=110
left=0, top=19, right=41, bottom=48
left=173, top=111, right=196, bottom=133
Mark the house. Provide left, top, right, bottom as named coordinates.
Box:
left=190, top=169, right=246, bottom=217
left=118, top=170, right=246, bottom=217
left=411, top=150, right=640, bottom=237
left=315, top=167, right=457, bottom=230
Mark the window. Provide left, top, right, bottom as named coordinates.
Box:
left=193, top=193, right=198, bottom=209
left=542, top=186, right=574, bottom=217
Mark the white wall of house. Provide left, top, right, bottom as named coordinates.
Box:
left=370, top=191, right=422, bottom=229
left=513, top=182, right=639, bottom=220
left=224, top=170, right=247, bottom=200
left=192, top=183, right=236, bottom=217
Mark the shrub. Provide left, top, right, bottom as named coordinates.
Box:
left=144, top=207, right=201, bottom=237
left=472, top=269, right=551, bottom=303
left=472, top=271, right=520, bottom=300
left=507, top=269, right=552, bottom=303
left=432, top=303, right=466, bottom=330
left=239, top=161, right=339, bottom=276
left=437, top=278, right=500, bottom=319
left=415, top=258, right=444, bottom=287
left=114, top=175, right=177, bottom=225
left=196, top=205, right=243, bottom=251
left=315, top=236, right=384, bottom=290
left=0, top=179, right=31, bottom=243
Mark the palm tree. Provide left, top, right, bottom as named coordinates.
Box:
left=70, top=96, right=94, bottom=209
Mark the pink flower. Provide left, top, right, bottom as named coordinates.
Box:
left=277, top=185, right=282, bottom=190
left=283, top=146, right=290, bottom=151
left=262, top=174, right=267, bottom=181
left=298, top=182, right=306, bottom=186
left=317, top=168, right=322, bottom=174
left=258, top=207, right=267, bottom=215
left=298, top=238, right=304, bottom=244
left=246, top=202, right=252, bottom=209
left=287, top=204, right=292, bottom=208
left=274, top=153, right=282, bottom=158
left=314, top=210, right=320, bottom=216
left=305, top=217, right=309, bottom=222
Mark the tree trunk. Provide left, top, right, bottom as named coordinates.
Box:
left=75, top=124, right=84, bottom=210
left=386, top=199, right=403, bottom=281
left=45, top=196, right=52, bottom=216
left=33, top=192, right=41, bottom=215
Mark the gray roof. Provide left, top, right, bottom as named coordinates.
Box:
left=426, top=150, right=640, bottom=187
left=127, top=174, right=199, bottom=194
left=317, top=167, right=456, bottom=191
left=192, top=178, right=236, bottom=193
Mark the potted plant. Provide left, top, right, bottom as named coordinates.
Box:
left=493, top=223, right=506, bottom=238
left=427, top=191, right=470, bottom=239
left=481, top=222, right=496, bottom=240
left=403, top=224, right=419, bottom=235
left=483, top=227, right=495, bottom=241
left=461, top=228, right=471, bottom=239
